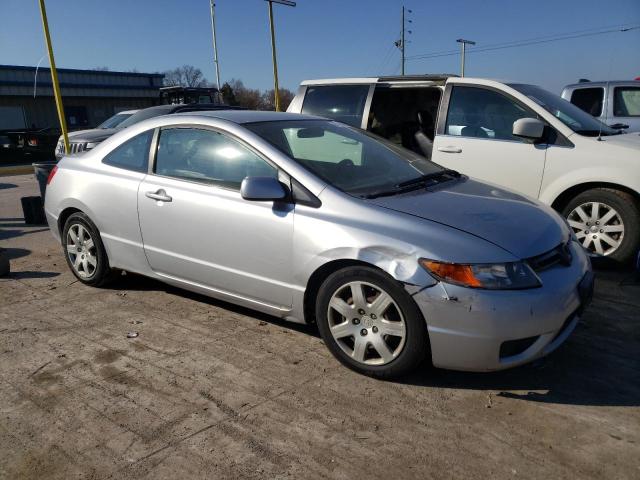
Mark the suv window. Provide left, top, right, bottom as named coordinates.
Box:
left=102, top=129, right=153, bottom=173
left=301, top=85, right=369, bottom=128
left=154, top=128, right=277, bottom=189
left=445, top=86, right=533, bottom=141
left=613, top=86, right=640, bottom=117
left=570, top=88, right=604, bottom=117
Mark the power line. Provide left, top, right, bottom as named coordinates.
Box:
left=406, top=24, right=640, bottom=61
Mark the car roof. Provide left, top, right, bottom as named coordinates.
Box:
left=118, top=110, right=139, bottom=115
left=174, top=110, right=320, bottom=123
left=563, top=80, right=640, bottom=89
left=300, top=74, right=457, bottom=86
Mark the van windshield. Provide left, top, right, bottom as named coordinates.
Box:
left=246, top=119, right=450, bottom=198
left=509, top=84, right=619, bottom=136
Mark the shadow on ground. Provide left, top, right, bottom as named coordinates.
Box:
left=105, top=269, right=640, bottom=409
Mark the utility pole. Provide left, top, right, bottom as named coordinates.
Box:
left=37, top=0, right=69, bottom=154
left=395, top=6, right=412, bottom=75
left=265, top=0, right=296, bottom=111
left=209, top=0, right=221, bottom=89
left=456, top=38, right=476, bottom=77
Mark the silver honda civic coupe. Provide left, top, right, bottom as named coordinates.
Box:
left=44, top=110, right=594, bottom=378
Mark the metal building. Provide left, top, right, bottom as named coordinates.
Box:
left=0, top=64, right=164, bottom=130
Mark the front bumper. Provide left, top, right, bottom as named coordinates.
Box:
left=411, top=241, right=592, bottom=371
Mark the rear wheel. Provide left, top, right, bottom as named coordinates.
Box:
left=315, top=266, right=428, bottom=378
left=62, top=212, right=116, bottom=286
left=562, top=188, right=640, bottom=264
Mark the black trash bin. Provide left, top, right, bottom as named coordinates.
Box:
left=32, top=161, right=57, bottom=200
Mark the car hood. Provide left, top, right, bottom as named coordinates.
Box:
left=66, top=128, right=118, bottom=142
left=594, top=131, right=640, bottom=150
left=368, top=177, right=568, bottom=259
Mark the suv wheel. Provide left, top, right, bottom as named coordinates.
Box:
left=563, top=188, right=640, bottom=264
left=315, top=266, right=428, bottom=378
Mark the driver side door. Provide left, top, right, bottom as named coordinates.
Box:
left=431, top=84, right=547, bottom=198
left=137, top=126, right=294, bottom=309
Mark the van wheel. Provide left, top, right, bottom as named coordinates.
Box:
left=62, top=212, right=117, bottom=286
left=315, top=266, right=428, bottom=379
left=562, top=188, right=640, bottom=264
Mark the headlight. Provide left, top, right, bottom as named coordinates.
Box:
left=85, top=142, right=100, bottom=150
left=419, top=259, right=541, bottom=290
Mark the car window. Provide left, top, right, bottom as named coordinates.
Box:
left=102, top=129, right=153, bottom=173
left=613, top=87, right=640, bottom=117
left=154, top=128, right=277, bottom=189
left=570, top=88, right=604, bottom=117
left=301, top=85, right=369, bottom=128
left=445, top=86, right=533, bottom=141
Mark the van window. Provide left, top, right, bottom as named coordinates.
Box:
left=613, top=87, right=640, bottom=117
left=570, top=88, right=604, bottom=117
left=367, top=87, right=441, bottom=153
left=445, top=86, right=533, bottom=141
left=301, top=85, right=369, bottom=128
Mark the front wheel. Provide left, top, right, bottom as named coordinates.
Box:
left=562, top=188, right=640, bottom=264
left=315, top=266, right=429, bottom=379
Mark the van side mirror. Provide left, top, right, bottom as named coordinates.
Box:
left=241, top=176, right=287, bottom=201
left=513, top=118, right=545, bottom=141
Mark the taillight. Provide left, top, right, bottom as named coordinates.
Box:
left=28, top=138, right=39, bottom=147
left=46, top=165, right=58, bottom=185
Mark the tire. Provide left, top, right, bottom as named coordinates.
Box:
left=562, top=188, right=640, bottom=264
left=62, top=212, right=117, bottom=286
left=315, top=266, right=429, bottom=379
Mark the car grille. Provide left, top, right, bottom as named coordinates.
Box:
left=526, top=241, right=572, bottom=272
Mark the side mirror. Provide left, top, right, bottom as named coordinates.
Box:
left=240, top=176, right=287, bottom=201
left=513, top=118, right=545, bottom=141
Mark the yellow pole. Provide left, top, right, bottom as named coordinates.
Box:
left=267, top=1, right=281, bottom=112
left=37, top=0, right=70, bottom=154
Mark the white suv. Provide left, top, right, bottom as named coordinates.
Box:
left=288, top=75, right=640, bottom=263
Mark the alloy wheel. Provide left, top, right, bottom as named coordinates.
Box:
left=327, top=281, right=406, bottom=366
left=567, top=201, right=625, bottom=256
left=66, top=223, right=98, bottom=279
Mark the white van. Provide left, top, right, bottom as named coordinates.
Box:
left=288, top=75, right=640, bottom=263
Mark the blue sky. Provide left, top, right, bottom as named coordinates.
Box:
left=2, top=0, right=639, bottom=94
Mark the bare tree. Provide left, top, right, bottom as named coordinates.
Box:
left=163, top=65, right=208, bottom=87
left=260, top=88, right=295, bottom=111
left=227, top=79, right=263, bottom=110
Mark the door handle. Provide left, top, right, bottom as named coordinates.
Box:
left=437, top=146, right=462, bottom=154
left=145, top=189, right=172, bottom=202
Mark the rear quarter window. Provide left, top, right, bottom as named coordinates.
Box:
left=102, top=130, right=153, bottom=173
left=301, top=85, right=369, bottom=128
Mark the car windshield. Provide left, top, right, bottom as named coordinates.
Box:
left=509, top=84, right=618, bottom=136
left=97, top=112, right=134, bottom=129
left=116, top=107, right=171, bottom=129
left=245, top=119, right=447, bottom=197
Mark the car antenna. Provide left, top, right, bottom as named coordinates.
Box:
left=598, top=53, right=616, bottom=141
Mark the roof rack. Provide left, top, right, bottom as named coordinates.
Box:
left=378, top=74, right=458, bottom=82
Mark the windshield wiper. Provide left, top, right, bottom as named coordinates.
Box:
left=362, top=169, right=461, bottom=199
left=397, top=169, right=460, bottom=188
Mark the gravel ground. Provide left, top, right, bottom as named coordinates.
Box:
left=1, top=174, right=639, bottom=480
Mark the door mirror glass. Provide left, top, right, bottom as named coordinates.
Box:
left=512, top=118, right=545, bottom=140
left=241, top=176, right=287, bottom=201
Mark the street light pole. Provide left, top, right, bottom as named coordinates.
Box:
left=37, top=0, right=69, bottom=154
left=209, top=0, right=221, bottom=90
left=456, top=38, right=476, bottom=77
left=264, top=0, right=295, bottom=111
left=401, top=6, right=405, bottom=75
